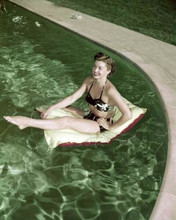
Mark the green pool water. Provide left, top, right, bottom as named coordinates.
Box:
left=0, top=2, right=168, bottom=220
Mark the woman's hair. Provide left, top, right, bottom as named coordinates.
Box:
left=94, top=52, right=116, bottom=77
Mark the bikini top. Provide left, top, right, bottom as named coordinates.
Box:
left=85, top=82, right=114, bottom=112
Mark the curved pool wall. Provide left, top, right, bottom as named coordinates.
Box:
left=4, top=0, right=175, bottom=219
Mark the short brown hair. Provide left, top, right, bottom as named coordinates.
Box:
left=94, top=52, right=116, bottom=77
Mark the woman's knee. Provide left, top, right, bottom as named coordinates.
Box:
left=61, top=116, right=70, bottom=127
left=94, top=124, right=101, bottom=134
left=62, top=116, right=100, bottom=134
left=86, top=122, right=100, bottom=134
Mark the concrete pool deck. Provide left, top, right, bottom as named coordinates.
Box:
left=8, top=0, right=176, bottom=219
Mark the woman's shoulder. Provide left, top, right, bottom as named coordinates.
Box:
left=106, top=80, right=120, bottom=96
left=84, top=76, right=94, bottom=85
left=106, top=80, right=115, bottom=90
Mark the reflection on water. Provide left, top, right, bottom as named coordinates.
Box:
left=0, top=2, right=167, bottom=220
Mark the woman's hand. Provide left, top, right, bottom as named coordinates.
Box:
left=41, top=106, right=54, bottom=119
left=97, top=118, right=112, bottom=131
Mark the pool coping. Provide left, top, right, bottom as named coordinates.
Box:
left=8, top=0, right=176, bottom=219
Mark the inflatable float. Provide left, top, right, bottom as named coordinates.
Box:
left=37, top=99, right=147, bottom=149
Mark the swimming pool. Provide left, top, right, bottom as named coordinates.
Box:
left=0, top=2, right=168, bottom=220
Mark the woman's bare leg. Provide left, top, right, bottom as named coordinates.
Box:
left=64, top=106, right=85, bottom=117
left=4, top=116, right=100, bottom=134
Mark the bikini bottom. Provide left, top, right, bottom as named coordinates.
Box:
left=83, top=111, right=113, bottom=132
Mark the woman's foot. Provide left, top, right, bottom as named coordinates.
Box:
left=4, top=116, right=28, bottom=129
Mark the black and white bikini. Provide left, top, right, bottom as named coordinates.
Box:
left=84, top=81, right=114, bottom=132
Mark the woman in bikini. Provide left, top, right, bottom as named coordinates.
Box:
left=4, top=52, right=132, bottom=134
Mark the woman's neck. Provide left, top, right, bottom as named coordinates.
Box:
left=94, top=78, right=107, bottom=87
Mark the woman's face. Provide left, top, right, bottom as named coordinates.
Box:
left=92, top=61, right=110, bottom=80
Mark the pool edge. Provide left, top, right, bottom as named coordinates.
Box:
left=7, top=0, right=176, bottom=219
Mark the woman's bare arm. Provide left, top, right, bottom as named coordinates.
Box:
left=41, top=78, right=89, bottom=118
left=109, top=87, right=131, bottom=129
left=97, top=86, right=132, bottom=130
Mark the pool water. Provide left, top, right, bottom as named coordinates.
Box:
left=0, top=2, right=168, bottom=220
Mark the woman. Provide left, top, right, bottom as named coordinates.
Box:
left=4, top=52, right=132, bottom=134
